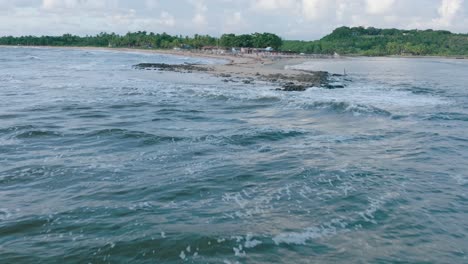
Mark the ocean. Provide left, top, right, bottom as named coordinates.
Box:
left=1, top=47, right=467, bottom=263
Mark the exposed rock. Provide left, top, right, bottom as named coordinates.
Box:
left=133, top=63, right=212, bottom=72
left=294, top=72, right=328, bottom=84
left=282, top=82, right=308, bottom=91
left=134, top=62, right=334, bottom=92
left=265, top=71, right=329, bottom=91
left=326, top=84, right=345, bottom=89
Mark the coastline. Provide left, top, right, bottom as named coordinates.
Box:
left=1, top=45, right=329, bottom=90
left=0, top=44, right=313, bottom=67
left=1, top=45, right=465, bottom=61
left=4, top=45, right=465, bottom=90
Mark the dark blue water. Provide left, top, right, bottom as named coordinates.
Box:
left=1, top=47, right=467, bottom=263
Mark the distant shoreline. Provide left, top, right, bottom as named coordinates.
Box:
left=0, top=45, right=331, bottom=91
left=1, top=45, right=465, bottom=91
left=348, top=54, right=467, bottom=60
left=1, top=45, right=466, bottom=61
left=0, top=45, right=238, bottom=64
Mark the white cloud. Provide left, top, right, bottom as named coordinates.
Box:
left=188, top=0, right=207, bottom=12
left=108, top=8, right=136, bottom=24
left=365, top=0, right=395, bottom=15
left=193, top=13, right=207, bottom=26
left=252, top=0, right=297, bottom=11
left=224, top=11, right=248, bottom=33
left=157, top=11, right=175, bottom=27
left=41, top=0, right=117, bottom=12
left=336, top=2, right=348, bottom=21
left=0, top=0, right=467, bottom=39
left=434, top=0, right=463, bottom=26
left=145, top=0, right=159, bottom=10
left=106, top=10, right=176, bottom=32
left=187, top=0, right=208, bottom=28
left=227, top=12, right=243, bottom=26
left=42, top=0, right=74, bottom=10
left=301, top=0, right=330, bottom=20
left=408, top=0, right=464, bottom=30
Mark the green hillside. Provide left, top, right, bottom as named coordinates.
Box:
left=1, top=26, right=467, bottom=56
left=282, top=26, right=468, bottom=56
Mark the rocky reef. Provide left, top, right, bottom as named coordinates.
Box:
left=133, top=63, right=213, bottom=73
left=134, top=63, right=346, bottom=91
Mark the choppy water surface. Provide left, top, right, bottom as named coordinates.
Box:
left=1, top=48, right=467, bottom=263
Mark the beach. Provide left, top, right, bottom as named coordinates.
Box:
left=139, top=49, right=329, bottom=90
left=130, top=49, right=330, bottom=90
left=2, top=45, right=330, bottom=90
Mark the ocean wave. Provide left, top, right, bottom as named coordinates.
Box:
left=189, top=85, right=281, bottom=103
left=85, top=128, right=184, bottom=145
left=273, top=191, right=400, bottom=245
left=61, top=105, right=94, bottom=111
left=0, top=74, right=24, bottom=84
left=15, top=130, right=63, bottom=139
left=273, top=221, right=343, bottom=245
left=0, top=125, right=35, bottom=134
left=196, top=128, right=306, bottom=146
left=0, top=113, right=24, bottom=119
left=0, top=216, right=48, bottom=237
left=0, top=165, right=66, bottom=186
left=301, top=101, right=392, bottom=116
left=156, top=108, right=204, bottom=114
left=398, top=86, right=437, bottom=95
left=226, top=130, right=306, bottom=146
left=75, top=113, right=110, bottom=119
left=0, top=208, right=12, bottom=220
left=18, top=55, right=42, bottom=60
left=424, top=112, right=468, bottom=121
left=251, top=96, right=282, bottom=103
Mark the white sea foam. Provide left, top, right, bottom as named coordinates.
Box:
left=272, top=191, right=401, bottom=245
left=451, top=174, right=468, bottom=185
left=273, top=226, right=334, bottom=245
left=0, top=74, right=24, bottom=84
left=179, top=250, right=186, bottom=260
left=182, top=76, right=448, bottom=118
left=170, top=57, right=452, bottom=119
left=0, top=208, right=11, bottom=220
left=244, top=233, right=262, bottom=248
left=233, top=245, right=246, bottom=257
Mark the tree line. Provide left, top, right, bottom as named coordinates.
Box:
left=281, top=26, right=468, bottom=56
left=219, top=33, right=282, bottom=49
left=0, top=31, right=282, bottom=50
left=1, top=27, right=467, bottom=56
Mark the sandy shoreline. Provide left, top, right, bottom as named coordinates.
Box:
left=4, top=45, right=465, bottom=90
left=1, top=45, right=329, bottom=90
left=0, top=44, right=260, bottom=65
left=99, top=47, right=324, bottom=90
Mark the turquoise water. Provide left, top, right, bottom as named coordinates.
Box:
left=1, top=47, right=467, bottom=263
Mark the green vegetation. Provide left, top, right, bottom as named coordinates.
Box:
left=219, top=33, right=282, bottom=49
left=0, top=31, right=282, bottom=50
left=282, top=26, right=468, bottom=56
left=1, top=27, right=467, bottom=56
left=0, top=32, right=217, bottom=49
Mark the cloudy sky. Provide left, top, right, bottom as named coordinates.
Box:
left=0, top=0, right=467, bottom=40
